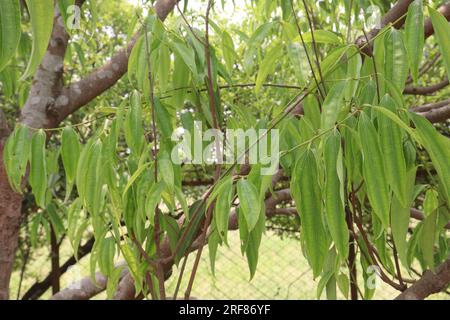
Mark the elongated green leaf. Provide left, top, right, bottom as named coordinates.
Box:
left=323, top=131, right=349, bottom=260
left=3, top=125, right=30, bottom=192
left=378, top=95, right=408, bottom=206
left=391, top=167, right=417, bottom=268
left=405, top=0, right=424, bottom=84
left=22, top=0, right=54, bottom=79
left=122, top=163, right=150, bottom=197
left=294, top=30, right=342, bottom=44
left=237, top=179, right=261, bottom=232
left=222, top=30, right=235, bottom=73
left=170, top=40, right=198, bottom=82
left=46, top=202, right=65, bottom=237
left=429, top=7, right=450, bottom=77
left=358, top=112, right=390, bottom=228
left=291, top=150, right=328, bottom=278
left=320, top=81, right=347, bottom=130
left=255, top=43, right=283, bottom=94
left=214, top=175, right=233, bottom=243
left=158, top=155, right=174, bottom=191
left=81, top=140, right=103, bottom=216
left=419, top=207, right=438, bottom=271
left=0, top=0, right=21, bottom=71
left=384, top=29, right=408, bottom=92
left=124, top=91, right=144, bottom=155
left=29, top=129, right=48, bottom=208
left=99, top=237, right=116, bottom=276
left=61, top=127, right=80, bottom=201
left=145, top=181, right=165, bottom=223
left=410, top=113, right=450, bottom=204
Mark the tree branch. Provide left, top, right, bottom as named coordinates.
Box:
left=56, top=0, right=179, bottom=123
left=403, top=78, right=449, bottom=95
left=395, top=258, right=450, bottom=300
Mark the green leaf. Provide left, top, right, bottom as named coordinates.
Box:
left=214, top=175, right=233, bottom=243
left=323, top=131, right=349, bottom=260
left=429, top=6, right=450, bottom=77
left=423, top=189, right=438, bottom=217
left=124, top=91, right=144, bottom=155
left=145, top=181, right=165, bottom=223
left=410, top=113, right=450, bottom=204
left=384, top=28, right=408, bottom=92
left=0, top=0, right=21, bottom=71
left=237, top=179, right=261, bottom=232
left=291, top=150, right=328, bottom=278
left=378, top=95, right=408, bottom=206
left=294, top=30, right=342, bottom=44
left=336, top=273, right=349, bottom=299
left=208, top=228, right=220, bottom=276
left=61, top=127, right=80, bottom=201
left=106, top=266, right=123, bottom=300
left=358, top=112, right=390, bottom=228
left=122, top=163, right=151, bottom=197
left=99, top=237, right=116, bottom=276
left=3, top=125, right=30, bottom=193
left=22, top=0, right=54, bottom=79
left=419, top=208, right=438, bottom=271
left=391, top=167, right=416, bottom=268
left=222, top=30, right=235, bottom=73
left=320, top=81, right=347, bottom=130
left=255, top=43, right=283, bottom=94
left=158, top=154, right=175, bottom=192
left=405, top=0, right=424, bottom=84
left=29, top=129, right=48, bottom=208
left=46, top=202, right=65, bottom=237
left=170, top=39, right=198, bottom=82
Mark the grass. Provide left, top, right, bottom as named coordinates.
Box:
left=10, top=231, right=449, bottom=300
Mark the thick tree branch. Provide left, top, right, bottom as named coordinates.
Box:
left=57, top=0, right=179, bottom=122
left=395, top=258, right=450, bottom=300
left=355, top=0, right=413, bottom=56
left=356, top=1, right=450, bottom=56
left=403, top=78, right=449, bottom=95
left=50, top=262, right=127, bottom=300
left=19, top=5, right=70, bottom=129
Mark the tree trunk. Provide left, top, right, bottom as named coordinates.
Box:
left=0, top=133, right=23, bottom=300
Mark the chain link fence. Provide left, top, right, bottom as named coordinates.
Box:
left=165, top=231, right=411, bottom=300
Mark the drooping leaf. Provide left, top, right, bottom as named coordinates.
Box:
left=320, top=81, right=347, bottom=130
left=255, top=43, right=283, bottom=94
left=405, top=0, right=424, bottom=84
left=237, top=179, right=261, bottom=232
left=0, top=0, right=21, bottom=71
left=419, top=201, right=438, bottom=271
left=3, top=125, right=30, bottom=193
left=291, top=150, right=328, bottom=278
left=222, top=30, right=235, bottom=73
left=410, top=113, right=450, bottom=204
left=61, top=127, right=80, bottom=201
left=22, top=0, right=54, bottom=79
left=124, top=91, right=144, bottom=155
left=384, top=28, right=408, bottom=92
left=29, top=129, right=48, bottom=208
left=323, top=131, right=349, bottom=260
left=429, top=7, right=450, bottom=77
left=378, top=95, right=408, bottom=206
left=358, top=112, right=390, bottom=228
left=214, top=175, right=233, bottom=243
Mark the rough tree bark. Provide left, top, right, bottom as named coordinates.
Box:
left=0, top=0, right=179, bottom=300
left=396, top=259, right=450, bottom=300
